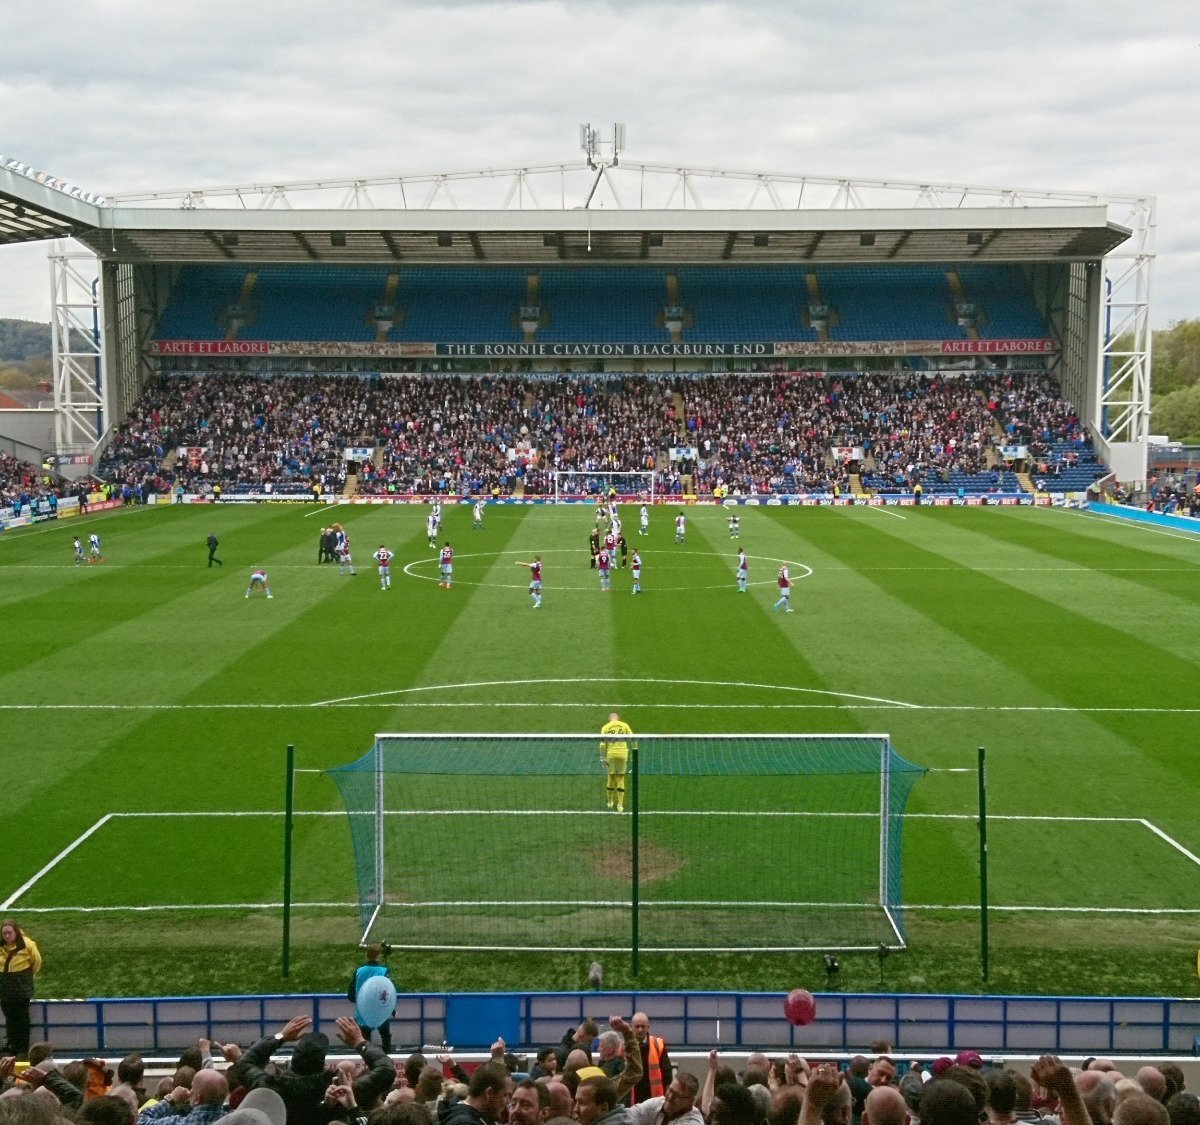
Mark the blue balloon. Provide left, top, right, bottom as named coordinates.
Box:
left=356, top=975, right=397, bottom=1028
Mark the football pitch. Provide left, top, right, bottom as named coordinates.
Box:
left=3, top=500, right=1200, bottom=998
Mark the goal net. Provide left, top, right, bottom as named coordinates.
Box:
left=327, top=733, right=924, bottom=953
left=553, top=470, right=656, bottom=504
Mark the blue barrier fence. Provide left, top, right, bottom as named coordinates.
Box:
left=26, top=991, right=1200, bottom=1056
left=1087, top=502, right=1200, bottom=534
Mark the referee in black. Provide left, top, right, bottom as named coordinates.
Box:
left=206, top=532, right=223, bottom=567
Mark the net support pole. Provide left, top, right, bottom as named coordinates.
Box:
left=977, top=745, right=990, bottom=983
left=374, top=739, right=386, bottom=912
left=631, top=742, right=640, bottom=978
left=282, top=743, right=295, bottom=978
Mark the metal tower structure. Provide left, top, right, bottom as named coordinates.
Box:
left=49, top=244, right=106, bottom=456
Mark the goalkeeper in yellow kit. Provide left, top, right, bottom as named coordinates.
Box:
left=599, top=711, right=637, bottom=812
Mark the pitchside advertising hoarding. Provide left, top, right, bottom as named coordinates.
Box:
left=174, top=491, right=1052, bottom=507
left=150, top=338, right=1058, bottom=359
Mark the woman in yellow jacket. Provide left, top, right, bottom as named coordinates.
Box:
left=1, top=920, right=42, bottom=1059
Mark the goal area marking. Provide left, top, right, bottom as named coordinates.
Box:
left=6, top=809, right=1199, bottom=919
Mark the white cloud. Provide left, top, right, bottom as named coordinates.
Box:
left=1, top=0, right=1195, bottom=323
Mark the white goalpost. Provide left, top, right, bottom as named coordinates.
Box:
left=552, top=469, right=656, bottom=505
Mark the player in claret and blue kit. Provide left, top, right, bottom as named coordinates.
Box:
left=773, top=563, right=793, bottom=613
left=439, top=542, right=454, bottom=588
left=516, top=555, right=543, bottom=608
left=245, top=568, right=273, bottom=599
left=373, top=545, right=394, bottom=591
left=597, top=547, right=612, bottom=591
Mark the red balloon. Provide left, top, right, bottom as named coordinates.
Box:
left=784, top=988, right=817, bottom=1026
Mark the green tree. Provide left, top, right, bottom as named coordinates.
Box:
left=1150, top=382, right=1200, bottom=444
left=0, top=318, right=51, bottom=362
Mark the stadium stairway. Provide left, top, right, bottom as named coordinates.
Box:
left=945, top=270, right=980, bottom=341
left=223, top=271, right=259, bottom=341
left=162, top=449, right=178, bottom=473
left=343, top=472, right=358, bottom=497
left=805, top=272, right=831, bottom=343
left=1016, top=470, right=1035, bottom=493
left=671, top=391, right=687, bottom=441
left=850, top=472, right=868, bottom=498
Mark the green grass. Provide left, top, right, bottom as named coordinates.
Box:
left=4, top=500, right=1200, bottom=999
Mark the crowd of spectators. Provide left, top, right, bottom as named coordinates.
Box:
left=0, top=454, right=71, bottom=513
left=1143, top=473, right=1200, bottom=517
left=357, top=377, right=677, bottom=498
left=2, top=1017, right=1197, bottom=1125
left=84, top=370, right=1111, bottom=501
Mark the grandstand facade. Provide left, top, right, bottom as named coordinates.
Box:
left=0, top=154, right=1155, bottom=486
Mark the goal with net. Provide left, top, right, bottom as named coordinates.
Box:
left=552, top=470, right=656, bottom=504
left=326, top=733, right=924, bottom=954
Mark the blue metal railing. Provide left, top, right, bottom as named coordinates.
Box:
left=25, top=990, right=1200, bottom=1056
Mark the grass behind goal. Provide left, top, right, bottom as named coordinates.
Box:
left=4, top=502, right=1200, bottom=997
left=327, top=734, right=924, bottom=953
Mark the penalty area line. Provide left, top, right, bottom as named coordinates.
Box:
left=1, top=814, right=114, bottom=910
left=1139, top=819, right=1200, bottom=869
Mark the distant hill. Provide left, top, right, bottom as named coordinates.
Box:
left=0, top=318, right=52, bottom=362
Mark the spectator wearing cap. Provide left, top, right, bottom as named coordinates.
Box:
left=239, top=1016, right=394, bottom=1125
left=955, top=1054, right=984, bottom=1072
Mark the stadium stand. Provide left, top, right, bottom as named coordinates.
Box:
left=89, top=371, right=1106, bottom=499
left=152, top=265, right=1050, bottom=345
left=0, top=453, right=80, bottom=510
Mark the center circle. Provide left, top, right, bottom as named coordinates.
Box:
left=402, top=549, right=813, bottom=592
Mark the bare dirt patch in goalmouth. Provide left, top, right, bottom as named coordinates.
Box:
left=589, top=841, right=685, bottom=883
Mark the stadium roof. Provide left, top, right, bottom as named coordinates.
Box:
left=2, top=157, right=1134, bottom=264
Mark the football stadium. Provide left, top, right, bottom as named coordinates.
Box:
left=3, top=140, right=1200, bottom=1079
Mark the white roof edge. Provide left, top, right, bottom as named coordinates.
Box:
left=106, top=204, right=1120, bottom=234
